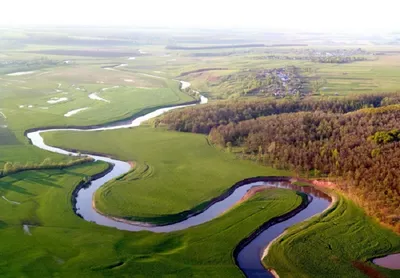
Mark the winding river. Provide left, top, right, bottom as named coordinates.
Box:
left=25, top=81, right=336, bottom=277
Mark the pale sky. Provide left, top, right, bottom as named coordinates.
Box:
left=2, top=0, right=400, bottom=33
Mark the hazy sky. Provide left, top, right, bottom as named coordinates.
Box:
left=2, top=0, right=399, bottom=33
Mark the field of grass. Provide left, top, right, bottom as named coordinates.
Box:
left=1, top=66, right=192, bottom=135
left=0, top=46, right=194, bottom=168
left=177, top=55, right=400, bottom=99
left=14, top=127, right=400, bottom=277
left=42, top=126, right=290, bottom=223
left=0, top=159, right=302, bottom=277
left=264, top=195, right=400, bottom=277
left=1, top=28, right=400, bottom=277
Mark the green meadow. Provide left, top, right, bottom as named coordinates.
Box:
left=0, top=28, right=399, bottom=277
left=0, top=162, right=302, bottom=277
left=265, top=195, right=400, bottom=277
left=0, top=51, right=194, bottom=168
left=42, top=126, right=289, bottom=224
left=42, top=125, right=400, bottom=277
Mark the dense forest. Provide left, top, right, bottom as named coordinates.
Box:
left=159, top=93, right=400, bottom=134
left=160, top=95, right=400, bottom=232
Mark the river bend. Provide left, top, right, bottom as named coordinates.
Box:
left=25, top=82, right=333, bottom=277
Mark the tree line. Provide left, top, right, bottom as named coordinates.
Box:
left=159, top=94, right=400, bottom=232
left=207, top=107, right=400, bottom=232
left=0, top=157, right=93, bottom=177
left=159, top=93, right=400, bottom=134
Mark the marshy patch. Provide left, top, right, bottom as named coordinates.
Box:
left=2, top=196, right=21, bottom=205
left=6, top=71, right=36, bottom=76
left=64, top=107, right=89, bottom=117
left=23, top=224, right=32, bottom=235
left=47, top=97, right=68, bottom=104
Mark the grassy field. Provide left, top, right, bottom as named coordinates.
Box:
left=0, top=160, right=302, bottom=277
left=177, top=55, right=400, bottom=99
left=41, top=126, right=400, bottom=277
left=1, top=66, right=192, bottom=136
left=1, top=28, right=400, bottom=277
left=0, top=46, right=194, bottom=168
left=42, top=126, right=290, bottom=224
left=264, top=194, right=400, bottom=277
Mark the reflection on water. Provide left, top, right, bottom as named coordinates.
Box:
left=373, top=253, right=400, bottom=269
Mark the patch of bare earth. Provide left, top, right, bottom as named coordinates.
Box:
left=238, top=186, right=273, bottom=204
left=352, top=261, right=386, bottom=278
left=311, top=180, right=337, bottom=189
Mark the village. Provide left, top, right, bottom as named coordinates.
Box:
left=218, top=67, right=307, bottom=98
left=261, top=48, right=371, bottom=63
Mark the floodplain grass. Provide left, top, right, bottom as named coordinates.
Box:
left=264, top=194, right=400, bottom=278
left=0, top=158, right=302, bottom=277
left=41, top=124, right=400, bottom=277
left=0, top=32, right=400, bottom=277
left=2, top=67, right=192, bottom=136
left=0, top=58, right=194, bottom=168
left=42, top=126, right=290, bottom=223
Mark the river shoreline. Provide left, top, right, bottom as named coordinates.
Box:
left=23, top=78, right=395, bottom=277
left=260, top=192, right=338, bottom=277
left=233, top=191, right=313, bottom=276
left=71, top=162, right=115, bottom=217
left=24, top=84, right=336, bottom=277
left=90, top=177, right=304, bottom=228
left=24, top=99, right=200, bottom=138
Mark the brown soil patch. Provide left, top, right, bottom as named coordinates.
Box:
left=128, top=161, right=136, bottom=169
left=207, top=75, right=220, bottom=82
left=352, top=261, right=386, bottom=278
left=311, top=180, right=337, bottom=189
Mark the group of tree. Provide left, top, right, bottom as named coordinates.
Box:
left=0, top=57, right=61, bottom=75
left=159, top=93, right=400, bottom=232
left=160, top=93, right=400, bottom=134
left=311, top=56, right=367, bottom=63
left=0, top=156, right=93, bottom=177
left=207, top=107, right=400, bottom=231
left=260, top=55, right=368, bottom=64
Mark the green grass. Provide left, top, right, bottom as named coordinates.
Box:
left=264, top=195, right=400, bottom=277
left=42, top=126, right=290, bottom=224
left=0, top=59, right=194, bottom=168
left=1, top=32, right=400, bottom=277
left=292, top=181, right=313, bottom=187
left=0, top=160, right=397, bottom=277
left=3, top=67, right=192, bottom=136
left=0, top=160, right=302, bottom=277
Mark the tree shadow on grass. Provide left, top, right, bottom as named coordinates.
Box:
left=0, top=220, right=7, bottom=229
left=11, top=171, right=63, bottom=188
left=0, top=181, right=35, bottom=196
left=61, top=170, right=86, bottom=178
left=23, top=175, right=62, bottom=188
